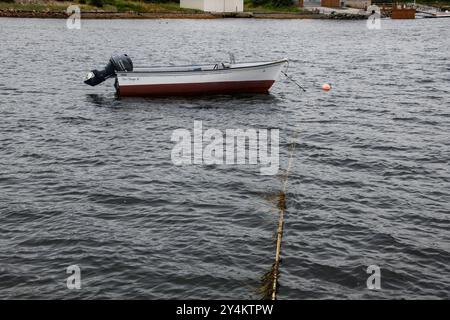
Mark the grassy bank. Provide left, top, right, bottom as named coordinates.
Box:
left=0, top=1, right=201, bottom=13
left=416, top=0, right=450, bottom=5
left=416, top=0, right=450, bottom=10
left=0, top=0, right=365, bottom=19
left=0, top=0, right=303, bottom=13
left=373, top=0, right=450, bottom=9
left=1, top=0, right=448, bottom=15
left=244, top=0, right=301, bottom=13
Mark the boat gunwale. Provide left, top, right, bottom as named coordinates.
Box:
left=118, top=59, right=288, bottom=75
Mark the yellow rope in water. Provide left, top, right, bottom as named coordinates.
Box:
left=270, top=65, right=307, bottom=300
left=271, top=134, right=298, bottom=300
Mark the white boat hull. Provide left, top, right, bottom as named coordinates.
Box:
left=116, top=60, right=287, bottom=97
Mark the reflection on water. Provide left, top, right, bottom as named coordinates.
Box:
left=85, top=94, right=115, bottom=108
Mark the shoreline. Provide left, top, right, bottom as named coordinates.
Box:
left=0, top=9, right=366, bottom=20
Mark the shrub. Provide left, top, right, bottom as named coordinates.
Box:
left=251, top=0, right=271, bottom=5
left=251, top=0, right=295, bottom=7
left=143, top=0, right=175, bottom=3
left=89, top=0, right=104, bottom=8
left=271, top=0, right=295, bottom=7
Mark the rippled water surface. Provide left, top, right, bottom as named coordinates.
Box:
left=0, top=17, right=449, bottom=299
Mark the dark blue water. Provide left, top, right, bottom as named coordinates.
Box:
left=0, top=17, right=449, bottom=299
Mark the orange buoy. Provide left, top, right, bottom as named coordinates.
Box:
left=322, top=83, right=331, bottom=91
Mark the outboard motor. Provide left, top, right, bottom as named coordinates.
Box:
left=84, top=54, right=133, bottom=86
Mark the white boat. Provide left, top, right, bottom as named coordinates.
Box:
left=84, top=54, right=288, bottom=97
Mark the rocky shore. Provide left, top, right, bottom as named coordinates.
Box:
left=326, top=12, right=368, bottom=19
left=0, top=8, right=367, bottom=19
left=0, top=9, right=216, bottom=19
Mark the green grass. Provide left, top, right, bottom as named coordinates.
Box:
left=1, top=0, right=447, bottom=13
left=99, top=0, right=197, bottom=13
left=0, top=1, right=202, bottom=13
left=0, top=0, right=306, bottom=13
left=416, top=0, right=450, bottom=4
left=0, top=1, right=104, bottom=12
left=244, top=0, right=302, bottom=12
left=373, top=0, right=450, bottom=7
left=416, top=0, right=450, bottom=8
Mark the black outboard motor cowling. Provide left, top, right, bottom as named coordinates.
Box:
left=84, top=54, right=133, bottom=86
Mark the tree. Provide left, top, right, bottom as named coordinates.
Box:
left=90, top=0, right=104, bottom=8
left=251, top=0, right=295, bottom=7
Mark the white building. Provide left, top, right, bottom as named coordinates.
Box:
left=346, top=0, right=371, bottom=9
left=181, top=0, right=244, bottom=13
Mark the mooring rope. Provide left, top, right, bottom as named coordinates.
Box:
left=281, top=61, right=307, bottom=92
left=271, top=136, right=298, bottom=300
left=281, top=71, right=307, bottom=92
left=270, top=81, right=304, bottom=300
left=270, top=63, right=310, bottom=300
left=269, top=72, right=330, bottom=298
left=259, top=132, right=298, bottom=300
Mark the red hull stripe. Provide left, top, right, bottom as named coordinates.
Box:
left=118, top=80, right=275, bottom=96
